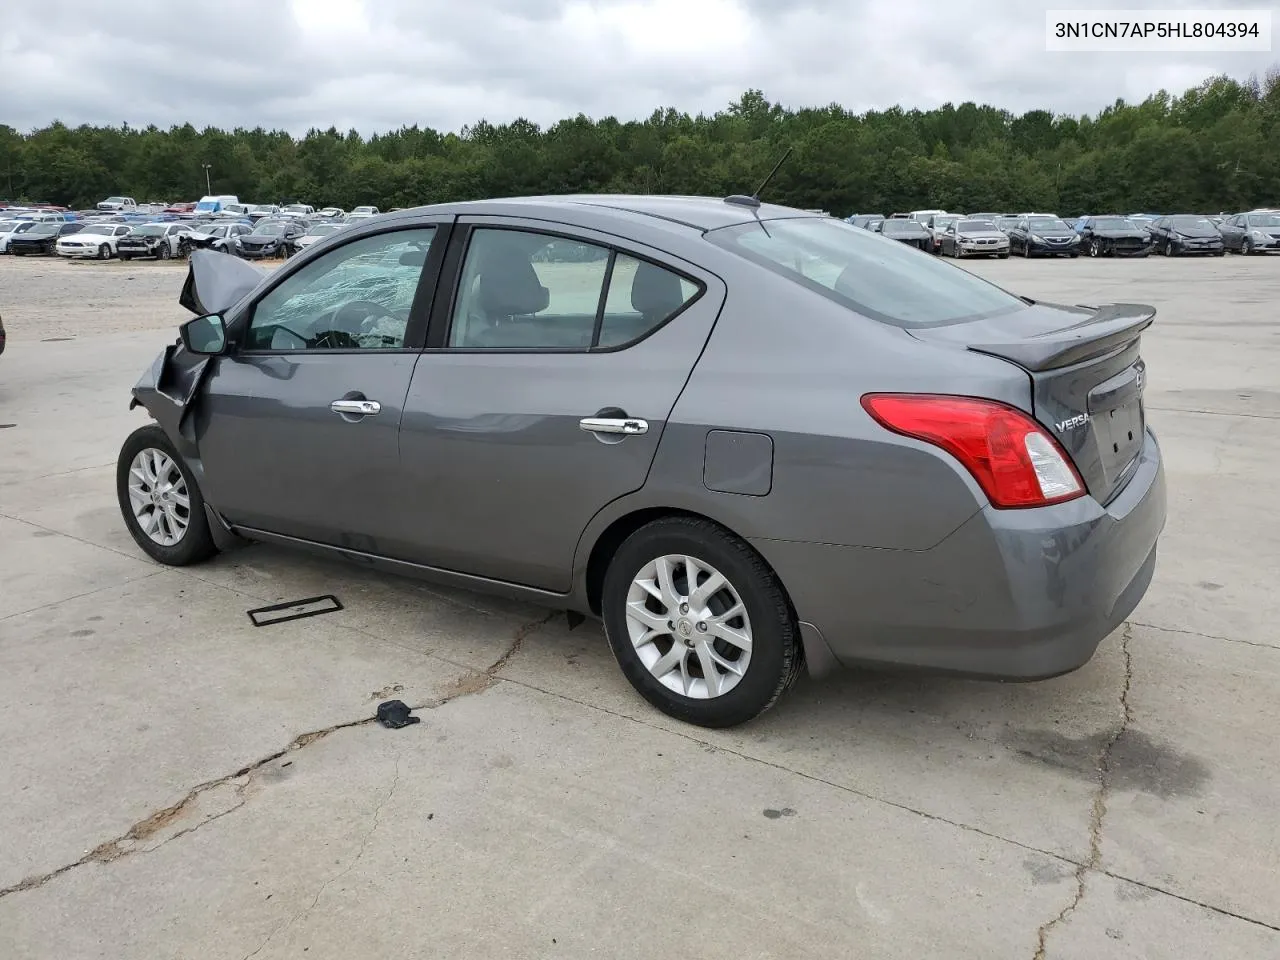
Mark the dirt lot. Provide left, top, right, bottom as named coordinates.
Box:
left=0, top=251, right=1278, bottom=959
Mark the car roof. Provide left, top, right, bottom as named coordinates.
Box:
left=381, top=194, right=827, bottom=234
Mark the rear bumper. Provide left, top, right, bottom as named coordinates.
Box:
left=753, top=427, right=1167, bottom=680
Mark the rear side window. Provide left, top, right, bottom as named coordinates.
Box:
left=707, top=217, right=1023, bottom=328
left=448, top=228, right=699, bottom=350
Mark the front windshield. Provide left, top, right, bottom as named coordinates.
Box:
left=306, top=224, right=340, bottom=237
left=283, top=205, right=307, bottom=213
left=1027, top=217, right=1069, bottom=232
left=882, top=220, right=925, bottom=234
left=1092, top=217, right=1136, bottom=230
left=195, top=201, right=217, bottom=212
left=27, top=224, right=60, bottom=236
left=253, top=223, right=286, bottom=236
left=1171, top=217, right=1216, bottom=232
left=131, top=225, right=166, bottom=236
left=104, top=197, right=128, bottom=204
left=78, top=224, right=114, bottom=235
left=707, top=217, right=1023, bottom=329
left=958, top=220, right=995, bottom=232
left=1248, top=214, right=1280, bottom=228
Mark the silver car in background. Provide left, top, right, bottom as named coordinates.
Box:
left=938, top=218, right=1010, bottom=259
left=117, top=195, right=1166, bottom=728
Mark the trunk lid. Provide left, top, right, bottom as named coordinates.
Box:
left=911, top=300, right=1155, bottom=503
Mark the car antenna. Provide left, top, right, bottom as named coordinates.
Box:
left=724, top=146, right=793, bottom=209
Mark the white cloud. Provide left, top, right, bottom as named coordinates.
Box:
left=1, top=0, right=1274, bottom=135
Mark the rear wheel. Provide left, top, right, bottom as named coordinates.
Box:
left=116, top=424, right=218, bottom=566
left=601, top=517, right=802, bottom=728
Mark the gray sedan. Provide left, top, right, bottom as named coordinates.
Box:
left=938, top=218, right=1010, bottom=258
left=117, top=195, right=1166, bottom=727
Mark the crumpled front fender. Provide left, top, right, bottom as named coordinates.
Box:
left=129, top=342, right=212, bottom=447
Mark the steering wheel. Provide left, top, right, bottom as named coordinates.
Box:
left=333, top=299, right=404, bottom=330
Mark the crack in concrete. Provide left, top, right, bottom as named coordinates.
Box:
left=0, top=611, right=554, bottom=903
left=240, top=755, right=402, bottom=960
left=1130, top=620, right=1279, bottom=652
left=1032, top=624, right=1133, bottom=960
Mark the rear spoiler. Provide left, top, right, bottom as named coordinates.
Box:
left=967, top=303, right=1156, bottom=372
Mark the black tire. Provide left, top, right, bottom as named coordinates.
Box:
left=601, top=516, right=803, bottom=728
left=116, top=424, right=219, bottom=566
left=119, top=254, right=131, bottom=261
left=98, top=243, right=110, bottom=260
left=1068, top=251, right=1079, bottom=258
left=1242, top=238, right=1253, bottom=256
left=1164, top=240, right=1175, bottom=257
left=158, top=243, right=172, bottom=261
left=1022, top=241, right=1031, bottom=258
left=1088, top=239, right=1101, bottom=257
left=997, top=252, right=1009, bottom=259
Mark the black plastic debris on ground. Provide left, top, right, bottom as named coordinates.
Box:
left=246, top=594, right=343, bottom=626
left=376, top=700, right=421, bottom=729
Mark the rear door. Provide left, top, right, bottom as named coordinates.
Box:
left=395, top=218, right=724, bottom=590
left=194, top=219, right=451, bottom=548
left=1219, top=215, right=1244, bottom=250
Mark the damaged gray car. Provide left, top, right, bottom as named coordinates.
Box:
left=117, top=196, right=1167, bottom=728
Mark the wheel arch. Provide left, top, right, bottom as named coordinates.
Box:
left=578, top=504, right=841, bottom=679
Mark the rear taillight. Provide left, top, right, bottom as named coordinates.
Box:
left=861, top=394, right=1085, bottom=509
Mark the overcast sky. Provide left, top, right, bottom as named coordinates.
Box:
left=2, top=0, right=1276, bottom=136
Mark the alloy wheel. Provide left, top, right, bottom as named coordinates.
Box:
left=1242, top=238, right=1252, bottom=255
left=126, top=448, right=191, bottom=546
left=624, top=554, right=752, bottom=699
left=1089, top=239, right=1101, bottom=257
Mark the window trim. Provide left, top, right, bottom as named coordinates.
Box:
left=231, top=219, right=453, bottom=356
left=427, top=221, right=707, bottom=355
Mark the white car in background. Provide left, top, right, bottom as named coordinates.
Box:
left=317, top=206, right=345, bottom=219
left=56, top=223, right=135, bottom=259
left=279, top=203, right=315, bottom=218
left=0, top=220, right=41, bottom=252
left=351, top=205, right=380, bottom=215
left=343, top=211, right=374, bottom=225
left=246, top=204, right=279, bottom=221
left=294, top=221, right=344, bottom=250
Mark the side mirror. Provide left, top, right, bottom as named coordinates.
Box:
left=180, top=313, right=229, bottom=355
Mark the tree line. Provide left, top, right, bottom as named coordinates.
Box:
left=3, top=70, right=1278, bottom=218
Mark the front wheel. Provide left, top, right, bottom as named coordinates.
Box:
left=116, top=424, right=218, bottom=566
left=1089, top=239, right=1101, bottom=257
left=1164, top=240, right=1175, bottom=257
left=98, top=243, right=111, bottom=260
left=1242, top=238, right=1253, bottom=256
left=601, top=517, right=803, bottom=728
left=158, top=243, right=172, bottom=260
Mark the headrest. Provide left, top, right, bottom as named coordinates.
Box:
left=475, top=245, right=549, bottom=318
left=630, top=260, right=686, bottom=317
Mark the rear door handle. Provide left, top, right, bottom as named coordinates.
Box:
left=330, top=399, right=381, bottom=417
left=579, top=417, right=648, bottom=436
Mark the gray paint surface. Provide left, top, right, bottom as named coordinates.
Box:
left=134, top=195, right=1166, bottom=681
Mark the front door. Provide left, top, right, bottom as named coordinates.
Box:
left=195, top=222, right=447, bottom=551
left=396, top=220, right=724, bottom=591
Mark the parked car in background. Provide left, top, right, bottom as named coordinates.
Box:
left=0, top=219, right=40, bottom=253
left=279, top=203, right=315, bottom=218
left=317, top=207, right=345, bottom=219
left=98, top=196, right=138, bottom=212
left=1149, top=216, right=1224, bottom=256
left=195, top=195, right=240, bottom=216
left=218, top=203, right=252, bottom=219
left=993, top=216, right=1021, bottom=235
left=294, top=221, right=344, bottom=250
left=233, top=218, right=307, bottom=259
left=967, top=212, right=1008, bottom=224
left=119, top=196, right=1166, bottom=728
left=924, top=214, right=961, bottom=254
left=938, top=218, right=1010, bottom=259
left=1007, top=216, right=1080, bottom=257
left=351, top=205, right=380, bottom=216
left=164, top=202, right=196, bottom=214
left=8, top=221, right=86, bottom=256
left=848, top=214, right=885, bottom=231
left=1217, top=211, right=1280, bottom=255
left=116, top=222, right=193, bottom=260
left=1075, top=216, right=1152, bottom=257
left=246, top=204, right=280, bottom=222
left=909, top=208, right=948, bottom=223
left=344, top=211, right=375, bottom=225
left=879, top=217, right=932, bottom=249
left=56, top=222, right=135, bottom=259
left=186, top=222, right=253, bottom=252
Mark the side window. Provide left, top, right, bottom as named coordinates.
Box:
left=245, top=227, right=436, bottom=351
left=598, top=254, right=699, bottom=349
left=448, top=229, right=698, bottom=351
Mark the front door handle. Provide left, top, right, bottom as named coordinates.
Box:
left=330, top=398, right=381, bottom=417
left=580, top=417, right=648, bottom=436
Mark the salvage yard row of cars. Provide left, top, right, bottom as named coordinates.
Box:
left=846, top=208, right=1280, bottom=258
left=0, top=195, right=389, bottom=261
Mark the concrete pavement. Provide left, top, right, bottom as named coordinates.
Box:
left=0, top=254, right=1276, bottom=958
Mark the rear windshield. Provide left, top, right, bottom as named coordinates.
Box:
left=707, top=217, right=1023, bottom=329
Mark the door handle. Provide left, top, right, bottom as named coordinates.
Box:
left=330, top=399, right=381, bottom=417
left=579, top=417, right=648, bottom=436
